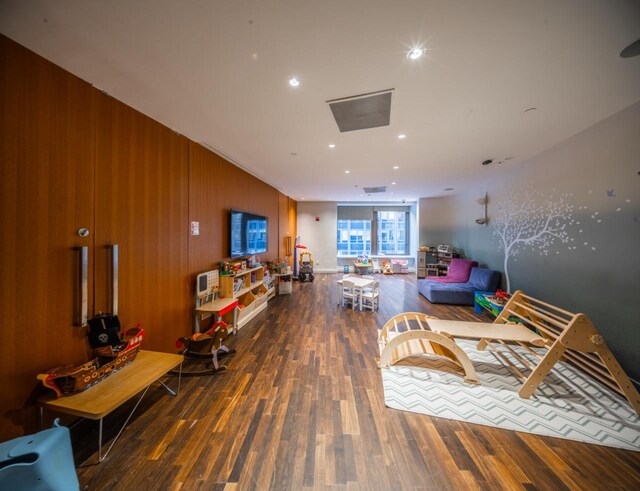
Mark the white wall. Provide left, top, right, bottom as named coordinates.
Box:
left=417, top=101, right=640, bottom=382
left=297, top=202, right=338, bottom=272
left=418, top=196, right=456, bottom=248
left=297, top=201, right=419, bottom=273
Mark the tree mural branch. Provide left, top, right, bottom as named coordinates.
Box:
left=492, top=190, right=574, bottom=292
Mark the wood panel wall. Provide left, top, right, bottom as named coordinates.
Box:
left=278, top=194, right=298, bottom=267
left=278, top=192, right=289, bottom=261
left=188, top=142, right=280, bottom=275
left=94, top=95, right=190, bottom=353
left=0, top=35, right=97, bottom=439
left=288, top=197, right=297, bottom=249
left=0, top=34, right=296, bottom=441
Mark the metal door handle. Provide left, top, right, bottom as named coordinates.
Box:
left=111, top=244, right=119, bottom=315
left=77, top=246, right=88, bottom=326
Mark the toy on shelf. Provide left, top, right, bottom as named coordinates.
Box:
left=269, top=258, right=289, bottom=274
left=354, top=255, right=373, bottom=275
left=474, top=289, right=509, bottom=316
left=38, top=314, right=144, bottom=397
left=391, top=259, right=409, bottom=274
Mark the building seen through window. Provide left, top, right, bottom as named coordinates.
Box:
left=337, top=209, right=409, bottom=256
left=377, top=211, right=407, bottom=255
left=337, top=219, right=371, bottom=256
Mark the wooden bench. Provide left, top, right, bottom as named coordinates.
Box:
left=378, top=291, right=640, bottom=415
left=40, top=350, right=183, bottom=462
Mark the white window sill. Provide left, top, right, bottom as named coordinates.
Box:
left=337, top=254, right=415, bottom=259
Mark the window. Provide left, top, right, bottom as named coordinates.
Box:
left=337, top=206, right=410, bottom=256
left=376, top=211, right=408, bottom=255
left=337, top=219, right=371, bottom=256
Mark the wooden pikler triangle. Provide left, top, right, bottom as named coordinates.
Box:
left=492, top=290, right=640, bottom=414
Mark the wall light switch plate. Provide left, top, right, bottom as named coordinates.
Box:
left=191, top=221, right=200, bottom=236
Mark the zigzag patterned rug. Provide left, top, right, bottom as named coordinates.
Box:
left=381, top=339, right=640, bottom=451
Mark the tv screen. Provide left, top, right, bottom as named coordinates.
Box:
left=229, top=209, right=268, bottom=258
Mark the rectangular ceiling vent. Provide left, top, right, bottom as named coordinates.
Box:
left=327, top=89, right=393, bottom=132
left=362, top=186, right=387, bottom=194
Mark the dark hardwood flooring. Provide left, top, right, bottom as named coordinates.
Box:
left=71, top=274, right=640, bottom=490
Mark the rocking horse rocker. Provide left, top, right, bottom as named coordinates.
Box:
left=174, top=320, right=236, bottom=376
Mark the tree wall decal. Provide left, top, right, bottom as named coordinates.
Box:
left=491, top=190, right=574, bottom=292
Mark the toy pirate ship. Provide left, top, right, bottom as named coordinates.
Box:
left=37, top=314, right=144, bottom=398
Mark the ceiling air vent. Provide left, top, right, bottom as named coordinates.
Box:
left=362, top=186, right=387, bottom=194
left=327, top=89, right=393, bottom=132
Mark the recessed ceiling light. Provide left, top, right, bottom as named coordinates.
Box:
left=328, top=144, right=335, bottom=148
left=398, top=134, right=406, bottom=139
left=289, top=78, right=300, bottom=87
left=407, top=48, right=424, bottom=60
left=345, top=170, right=350, bottom=174
left=393, top=166, right=399, bottom=170
left=391, top=182, right=396, bottom=185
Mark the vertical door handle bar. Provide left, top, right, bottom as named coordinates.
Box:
left=112, top=244, right=119, bottom=315
left=79, top=246, right=88, bottom=326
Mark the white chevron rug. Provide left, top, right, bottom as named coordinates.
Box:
left=381, top=339, right=640, bottom=451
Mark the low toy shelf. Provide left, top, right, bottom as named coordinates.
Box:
left=474, top=291, right=507, bottom=316
left=219, top=265, right=275, bottom=329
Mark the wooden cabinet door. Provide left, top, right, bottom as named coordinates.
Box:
left=0, top=35, right=96, bottom=440
left=94, top=95, right=190, bottom=352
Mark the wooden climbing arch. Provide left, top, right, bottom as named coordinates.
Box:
left=377, top=312, right=479, bottom=385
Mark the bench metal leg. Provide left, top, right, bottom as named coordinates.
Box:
left=158, top=362, right=182, bottom=396
left=96, top=364, right=182, bottom=462
left=98, top=385, right=150, bottom=462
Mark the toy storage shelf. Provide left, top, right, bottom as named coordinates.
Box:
left=219, top=266, right=269, bottom=329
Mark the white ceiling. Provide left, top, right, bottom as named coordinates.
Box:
left=1, top=0, right=639, bottom=202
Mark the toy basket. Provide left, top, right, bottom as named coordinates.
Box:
left=237, top=291, right=256, bottom=323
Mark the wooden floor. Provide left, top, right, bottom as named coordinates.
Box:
left=72, top=274, right=640, bottom=490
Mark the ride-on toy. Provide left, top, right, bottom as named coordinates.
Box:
left=173, top=269, right=237, bottom=375
left=298, top=250, right=315, bottom=282
left=174, top=321, right=235, bottom=375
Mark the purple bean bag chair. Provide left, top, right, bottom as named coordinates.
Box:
left=430, top=258, right=478, bottom=283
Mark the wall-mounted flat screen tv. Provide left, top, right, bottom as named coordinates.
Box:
left=229, top=209, right=268, bottom=258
